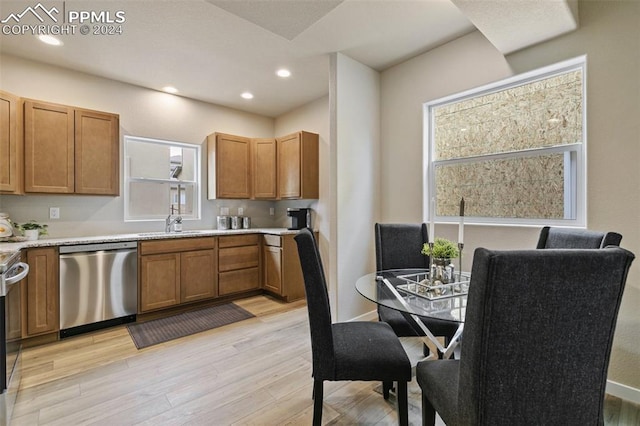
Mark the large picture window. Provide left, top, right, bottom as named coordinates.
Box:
left=124, top=136, right=201, bottom=221
left=424, top=56, right=586, bottom=226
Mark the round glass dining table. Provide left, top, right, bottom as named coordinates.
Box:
left=355, top=268, right=469, bottom=358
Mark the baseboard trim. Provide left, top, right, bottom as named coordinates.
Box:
left=607, top=380, right=640, bottom=404
left=350, top=309, right=378, bottom=322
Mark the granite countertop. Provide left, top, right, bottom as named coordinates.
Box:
left=0, top=228, right=302, bottom=252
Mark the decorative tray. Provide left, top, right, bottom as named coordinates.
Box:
left=396, top=271, right=471, bottom=301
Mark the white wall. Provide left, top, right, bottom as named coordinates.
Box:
left=331, top=53, right=381, bottom=322
left=0, top=54, right=277, bottom=235
left=380, top=0, right=640, bottom=394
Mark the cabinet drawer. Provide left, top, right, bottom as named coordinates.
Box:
left=219, top=234, right=259, bottom=248
left=263, top=234, right=281, bottom=247
left=139, top=237, right=216, bottom=255
left=219, top=245, right=259, bottom=272
left=219, top=268, right=260, bottom=295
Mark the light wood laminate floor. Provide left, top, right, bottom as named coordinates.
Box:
left=10, top=296, right=640, bottom=425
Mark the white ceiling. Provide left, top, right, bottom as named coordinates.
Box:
left=0, top=0, right=578, bottom=118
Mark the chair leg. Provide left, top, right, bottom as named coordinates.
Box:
left=383, top=381, right=393, bottom=399
left=423, top=343, right=430, bottom=357
left=397, top=381, right=408, bottom=426
left=422, top=392, right=436, bottom=426
left=313, top=379, right=323, bottom=426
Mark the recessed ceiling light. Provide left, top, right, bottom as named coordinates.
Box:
left=162, top=86, right=178, bottom=94
left=276, top=69, right=291, bottom=78
left=38, top=35, right=63, bottom=46
left=241, top=92, right=254, bottom=100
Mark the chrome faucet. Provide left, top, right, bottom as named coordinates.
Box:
left=165, top=206, right=182, bottom=233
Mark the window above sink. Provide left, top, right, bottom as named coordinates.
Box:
left=124, top=136, right=201, bottom=222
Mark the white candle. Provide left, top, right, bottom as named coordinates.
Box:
left=458, top=197, right=465, bottom=244
left=429, top=197, right=435, bottom=243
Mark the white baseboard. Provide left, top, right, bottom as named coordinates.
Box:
left=607, top=380, right=640, bottom=404
left=349, top=309, right=378, bottom=322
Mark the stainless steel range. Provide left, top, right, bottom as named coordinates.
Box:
left=0, top=250, right=29, bottom=424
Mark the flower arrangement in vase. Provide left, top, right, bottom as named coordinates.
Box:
left=421, top=238, right=459, bottom=285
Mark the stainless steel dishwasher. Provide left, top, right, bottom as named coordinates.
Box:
left=59, top=241, right=137, bottom=338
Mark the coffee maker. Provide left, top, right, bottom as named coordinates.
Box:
left=287, top=208, right=311, bottom=230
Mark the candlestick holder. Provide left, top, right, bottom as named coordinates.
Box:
left=428, top=242, right=435, bottom=285
left=458, top=242, right=464, bottom=281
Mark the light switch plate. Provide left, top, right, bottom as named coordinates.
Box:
left=269, top=208, right=275, bottom=216
left=220, top=207, right=229, bottom=215
left=238, top=207, right=244, bottom=216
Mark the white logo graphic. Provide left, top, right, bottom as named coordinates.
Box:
left=1, top=3, right=59, bottom=24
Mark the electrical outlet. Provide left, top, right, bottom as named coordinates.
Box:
left=269, top=207, right=275, bottom=216
left=220, top=207, right=229, bottom=215
left=49, top=207, right=60, bottom=219
left=238, top=207, right=244, bottom=216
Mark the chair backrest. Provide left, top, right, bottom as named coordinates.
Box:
left=294, top=228, right=335, bottom=379
left=375, top=223, right=430, bottom=271
left=459, top=247, right=634, bottom=425
left=536, top=226, right=622, bottom=249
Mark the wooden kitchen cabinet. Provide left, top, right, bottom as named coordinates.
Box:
left=22, top=247, right=59, bottom=337
left=74, top=108, right=120, bottom=195
left=277, top=131, right=319, bottom=199
left=208, top=133, right=252, bottom=199
left=24, top=99, right=119, bottom=195
left=139, top=237, right=217, bottom=313
left=262, top=234, right=307, bottom=302
left=0, top=90, right=23, bottom=194
left=218, top=234, right=261, bottom=296
left=252, top=138, right=277, bottom=199
left=24, top=100, right=75, bottom=193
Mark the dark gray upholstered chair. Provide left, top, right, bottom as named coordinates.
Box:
left=537, top=226, right=622, bottom=249
left=375, top=223, right=459, bottom=356
left=416, top=247, right=634, bottom=426
left=294, top=228, right=411, bottom=426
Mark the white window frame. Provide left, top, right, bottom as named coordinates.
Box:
left=423, top=55, right=587, bottom=227
left=124, top=135, right=201, bottom=222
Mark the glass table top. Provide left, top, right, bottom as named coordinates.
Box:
left=355, top=268, right=468, bottom=323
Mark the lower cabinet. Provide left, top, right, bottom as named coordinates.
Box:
left=23, top=247, right=59, bottom=337
left=139, top=237, right=217, bottom=313
left=262, top=234, right=308, bottom=302
left=218, top=234, right=261, bottom=296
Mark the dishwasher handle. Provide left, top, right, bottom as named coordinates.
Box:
left=59, top=241, right=138, bottom=254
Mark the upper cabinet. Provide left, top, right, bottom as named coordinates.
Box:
left=24, top=99, right=119, bottom=195
left=277, top=131, right=319, bottom=200
left=208, top=133, right=252, bottom=199
left=252, top=138, right=277, bottom=199
left=207, top=130, right=318, bottom=200
left=0, top=90, right=23, bottom=194
left=74, top=109, right=120, bottom=195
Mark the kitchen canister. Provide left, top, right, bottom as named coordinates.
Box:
left=0, top=213, right=13, bottom=237
left=242, top=217, right=251, bottom=229
left=217, top=216, right=230, bottom=230
left=231, top=216, right=241, bottom=230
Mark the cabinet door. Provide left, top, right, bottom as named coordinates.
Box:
left=181, top=249, right=217, bottom=303
left=75, top=109, right=119, bottom=195
left=24, top=100, right=75, bottom=193
left=277, top=131, right=319, bottom=199
left=24, top=247, right=59, bottom=336
left=210, top=133, right=251, bottom=199
left=0, top=91, right=23, bottom=194
left=139, top=253, right=180, bottom=312
left=263, top=245, right=282, bottom=294
left=277, top=132, right=301, bottom=199
left=252, top=138, right=277, bottom=199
